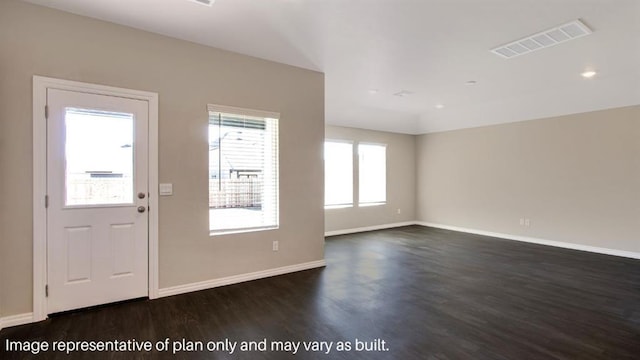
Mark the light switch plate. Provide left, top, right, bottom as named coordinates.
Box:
left=159, top=183, right=173, bottom=196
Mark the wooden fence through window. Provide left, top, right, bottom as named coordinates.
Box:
left=209, top=178, right=262, bottom=208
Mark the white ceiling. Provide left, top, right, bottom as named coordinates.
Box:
left=23, top=0, right=640, bottom=134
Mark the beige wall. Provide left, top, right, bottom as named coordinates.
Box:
left=0, top=0, right=324, bottom=317
left=325, top=126, right=416, bottom=232
left=417, top=105, right=640, bottom=253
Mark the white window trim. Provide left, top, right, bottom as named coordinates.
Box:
left=207, top=103, right=279, bottom=120
left=358, top=202, right=386, bottom=207
left=357, top=141, right=388, bottom=147
left=212, top=225, right=278, bottom=237
left=208, top=104, right=280, bottom=236
left=324, top=204, right=354, bottom=210
left=325, top=138, right=353, bottom=144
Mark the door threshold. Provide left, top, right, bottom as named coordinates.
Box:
left=48, top=297, right=149, bottom=317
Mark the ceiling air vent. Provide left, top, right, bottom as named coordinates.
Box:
left=189, top=0, right=214, bottom=6
left=393, top=90, right=413, bottom=97
left=490, top=19, right=592, bottom=59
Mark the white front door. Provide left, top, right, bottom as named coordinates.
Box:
left=46, top=88, right=149, bottom=314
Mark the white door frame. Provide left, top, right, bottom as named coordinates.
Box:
left=32, top=76, right=159, bottom=322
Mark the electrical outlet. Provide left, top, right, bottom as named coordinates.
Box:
left=272, top=240, right=279, bottom=251
left=519, top=218, right=525, bottom=226
left=397, top=208, right=401, bottom=215
left=525, top=218, right=530, bottom=227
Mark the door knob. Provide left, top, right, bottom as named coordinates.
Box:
left=137, top=206, right=146, bottom=213
left=138, top=192, right=146, bottom=199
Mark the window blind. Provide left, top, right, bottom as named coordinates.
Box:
left=208, top=105, right=279, bottom=233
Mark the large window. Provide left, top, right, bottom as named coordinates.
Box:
left=324, top=140, right=387, bottom=208
left=358, top=143, right=386, bottom=205
left=324, top=141, right=353, bottom=208
left=208, top=105, right=279, bottom=233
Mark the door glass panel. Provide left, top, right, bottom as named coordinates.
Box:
left=65, top=108, right=134, bottom=206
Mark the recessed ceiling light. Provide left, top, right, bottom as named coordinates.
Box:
left=368, top=89, right=379, bottom=94
left=435, top=104, right=444, bottom=109
left=581, top=70, right=597, bottom=78
left=465, top=80, right=477, bottom=86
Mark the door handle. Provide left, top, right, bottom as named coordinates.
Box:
left=137, top=206, right=146, bottom=213
left=138, top=192, right=146, bottom=199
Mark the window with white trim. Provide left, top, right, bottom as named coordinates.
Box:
left=324, top=141, right=353, bottom=208
left=358, top=143, right=386, bottom=205
left=208, top=105, right=279, bottom=233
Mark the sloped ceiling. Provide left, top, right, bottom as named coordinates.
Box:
left=23, top=0, right=640, bottom=134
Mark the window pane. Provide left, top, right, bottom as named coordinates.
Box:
left=65, top=108, right=134, bottom=206
left=324, top=141, right=353, bottom=207
left=358, top=144, right=386, bottom=204
left=209, top=111, right=278, bottom=232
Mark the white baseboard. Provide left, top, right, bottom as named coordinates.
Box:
left=417, top=222, right=640, bottom=260
left=0, top=312, right=34, bottom=331
left=325, top=221, right=415, bottom=237
left=3, top=222, right=636, bottom=331
left=158, top=260, right=327, bottom=298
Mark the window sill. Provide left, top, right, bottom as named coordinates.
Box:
left=358, top=202, right=386, bottom=207
left=210, top=226, right=278, bottom=237
left=324, top=204, right=354, bottom=210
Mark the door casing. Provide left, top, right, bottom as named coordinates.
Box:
left=32, top=76, right=159, bottom=321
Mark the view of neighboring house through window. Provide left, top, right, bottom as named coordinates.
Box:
left=324, top=141, right=354, bottom=208
left=208, top=105, right=279, bottom=233
left=65, top=108, right=134, bottom=206
left=358, top=143, right=386, bottom=205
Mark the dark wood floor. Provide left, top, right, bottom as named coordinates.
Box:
left=2, top=226, right=639, bottom=359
